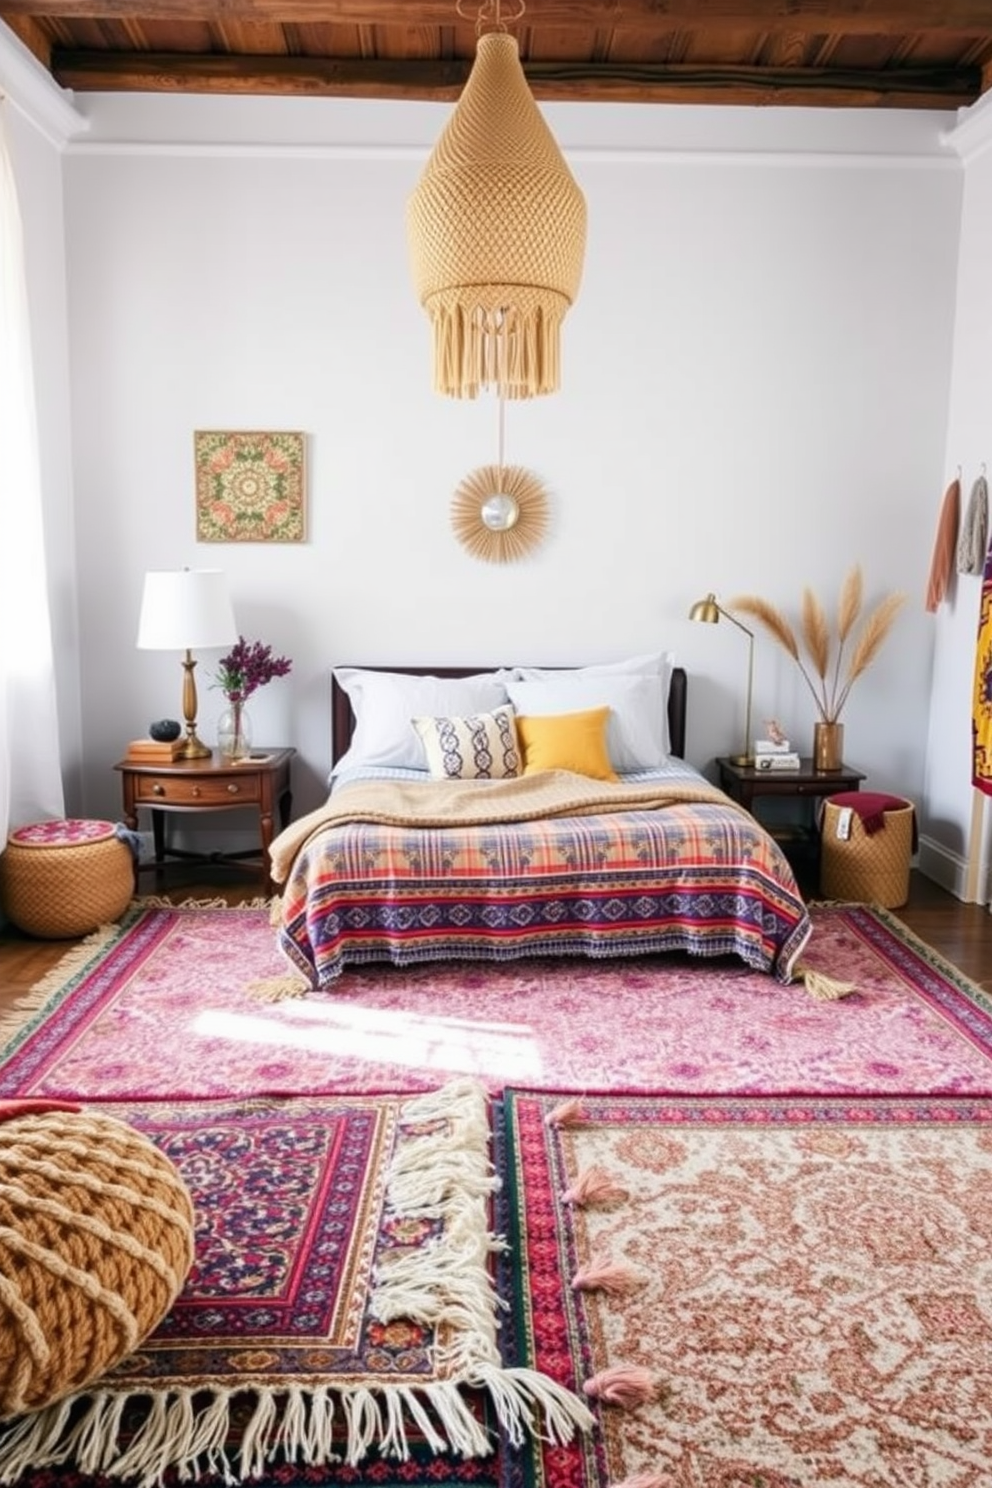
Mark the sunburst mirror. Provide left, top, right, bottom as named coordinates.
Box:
left=451, top=463, right=550, bottom=563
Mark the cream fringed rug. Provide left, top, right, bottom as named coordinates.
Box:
left=0, top=1081, right=591, bottom=1487
left=495, top=1089, right=992, bottom=1487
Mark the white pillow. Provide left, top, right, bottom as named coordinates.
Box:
left=332, top=668, right=510, bottom=775
left=506, top=672, right=668, bottom=772
left=512, top=651, right=673, bottom=685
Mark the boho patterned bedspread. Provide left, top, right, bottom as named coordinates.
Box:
left=274, top=769, right=812, bottom=989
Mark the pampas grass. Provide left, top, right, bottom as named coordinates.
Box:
left=729, top=565, right=905, bottom=724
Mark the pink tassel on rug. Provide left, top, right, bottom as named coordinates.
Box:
left=546, top=1097, right=585, bottom=1126
left=583, top=1365, right=658, bottom=1408
left=571, top=1254, right=643, bottom=1295
left=562, top=1165, right=629, bottom=1207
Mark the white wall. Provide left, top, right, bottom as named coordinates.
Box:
left=2, top=48, right=975, bottom=866
left=925, top=95, right=992, bottom=904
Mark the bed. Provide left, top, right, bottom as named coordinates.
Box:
left=269, top=658, right=813, bottom=990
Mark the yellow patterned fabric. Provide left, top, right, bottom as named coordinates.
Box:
left=973, top=536, right=992, bottom=795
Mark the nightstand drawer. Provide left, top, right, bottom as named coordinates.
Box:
left=134, top=774, right=262, bottom=807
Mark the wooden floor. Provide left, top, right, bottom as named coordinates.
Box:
left=0, top=866, right=990, bottom=1008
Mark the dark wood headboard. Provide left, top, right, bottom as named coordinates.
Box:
left=331, top=665, right=687, bottom=766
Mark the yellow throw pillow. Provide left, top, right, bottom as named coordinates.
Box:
left=516, top=707, right=618, bottom=782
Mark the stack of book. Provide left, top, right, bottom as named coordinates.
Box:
left=125, top=738, right=186, bottom=763
left=753, top=736, right=801, bottom=772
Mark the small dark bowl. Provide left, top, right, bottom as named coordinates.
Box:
left=149, top=719, right=182, bottom=742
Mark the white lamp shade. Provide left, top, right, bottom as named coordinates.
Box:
left=136, top=570, right=237, bottom=651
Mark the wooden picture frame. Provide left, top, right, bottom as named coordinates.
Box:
left=194, top=430, right=306, bottom=543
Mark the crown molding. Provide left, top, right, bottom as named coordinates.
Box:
left=0, top=22, right=88, bottom=149
left=942, top=89, right=992, bottom=163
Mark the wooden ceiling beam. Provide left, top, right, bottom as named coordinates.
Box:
left=50, top=49, right=981, bottom=108
left=9, top=0, right=992, bottom=37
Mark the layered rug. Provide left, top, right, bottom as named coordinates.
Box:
left=3, top=903, right=992, bottom=1098
left=0, top=1081, right=591, bottom=1488
left=495, top=1089, right=992, bottom=1488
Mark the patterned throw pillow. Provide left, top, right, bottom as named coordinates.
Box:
left=412, top=706, right=521, bottom=780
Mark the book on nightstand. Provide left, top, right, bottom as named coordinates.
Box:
left=124, top=739, right=186, bottom=762
left=754, top=751, right=802, bottom=772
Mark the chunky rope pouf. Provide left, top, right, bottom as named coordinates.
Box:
left=0, top=1105, right=195, bottom=1419
left=0, top=820, right=133, bottom=939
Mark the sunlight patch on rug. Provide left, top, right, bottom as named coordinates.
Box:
left=0, top=1081, right=591, bottom=1487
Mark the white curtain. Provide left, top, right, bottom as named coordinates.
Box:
left=0, top=104, right=65, bottom=842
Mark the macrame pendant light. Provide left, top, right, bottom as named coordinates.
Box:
left=407, top=29, right=587, bottom=400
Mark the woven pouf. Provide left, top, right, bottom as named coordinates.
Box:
left=820, top=793, right=916, bottom=908
left=0, top=1104, right=195, bottom=1420
left=0, top=820, right=133, bottom=939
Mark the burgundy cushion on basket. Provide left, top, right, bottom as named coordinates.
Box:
left=827, top=792, right=918, bottom=850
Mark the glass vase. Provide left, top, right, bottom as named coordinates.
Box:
left=217, top=701, right=252, bottom=760
left=813, top=720, right=844, bottom=772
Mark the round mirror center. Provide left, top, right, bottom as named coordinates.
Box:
left=481, top=493, right=519, bottom=531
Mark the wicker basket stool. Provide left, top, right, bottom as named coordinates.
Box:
left=0, top=819, right=133, bottom=939
left=819, top=792, right=916, bottom=909
left=0, top=1103, right=195, bottom=1419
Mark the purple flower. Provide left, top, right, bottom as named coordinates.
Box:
left=214, top=636, right=292, bottom=704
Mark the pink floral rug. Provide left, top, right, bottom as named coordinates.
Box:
left=2, top=902, right=991, bottom=1100
left=495, top=1089, right=992, bottom=1487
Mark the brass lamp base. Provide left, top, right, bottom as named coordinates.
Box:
left=729, top=751, right=754, bottom=768
left=177, top=731, right=212, bottom=760
left=178, top=651, right=213, bottom=760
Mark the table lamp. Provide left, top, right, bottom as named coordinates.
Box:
left=688, top=591, right=755, bottom=768
left=136, top=569, right=237, bottom=760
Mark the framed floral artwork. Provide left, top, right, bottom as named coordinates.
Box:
left=194, top=430, right=306, bottom=543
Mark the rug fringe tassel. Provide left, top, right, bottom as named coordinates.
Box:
left=244, top=974, right=311, bottom=1002
left=572, top=1254, right=644, bottom=1295
left=563, top=1165, right=630, bottom=1207
left=546, top=1097, right=585, bottom=1126
left=0, top=925, right=120, bottom=1046
left=608, top=1472, right=671, bottom=1488
left=796, top=960, right=857, bottom=1001
left=583, top=1365, right=659, bottom=1409
left=0, top=1078, right=593, bottom=1488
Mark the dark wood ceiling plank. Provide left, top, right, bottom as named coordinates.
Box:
left=49, top=48, right=981, bottom=107
left=8, top=0, right=992, bottom=37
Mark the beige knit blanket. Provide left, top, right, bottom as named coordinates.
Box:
left=269, top=769, right=740, bottom=885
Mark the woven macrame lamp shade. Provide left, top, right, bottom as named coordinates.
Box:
left=407, top=31, right=586, bottom=400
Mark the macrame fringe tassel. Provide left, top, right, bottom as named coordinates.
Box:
left=546, top=1097, right=585, bottom=1126
left=0, top=1078, right=594, bottom=1488
left=430, top=299, right=564, bottom=400
left=563, top=1165, right=630, bottom=1207
left=796, top=961, right=856, bottom=1001
left=583, top=1365, right=659, bottom=1409
left=571, top=1254, right=644, bottom=1295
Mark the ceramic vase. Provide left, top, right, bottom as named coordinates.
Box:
left=813, top=720, right=844, bottom=772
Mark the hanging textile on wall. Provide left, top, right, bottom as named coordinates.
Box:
left=973, top=530, right=992, bottom=797
left=958, top=470, right=988, bottom=576
left=925, top=475, right=960, bottom=613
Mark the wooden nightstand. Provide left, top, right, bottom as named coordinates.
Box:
left=114, top=748, right=295, bottom=894
left=717, top=755, right=867, bottom=892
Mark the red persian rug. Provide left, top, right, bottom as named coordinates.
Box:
left=2, top=903, right=992, bottom=1099
left=494, top=1089, right=992, bottom=1488
left=0, top=1081, right=590, bottom=1488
